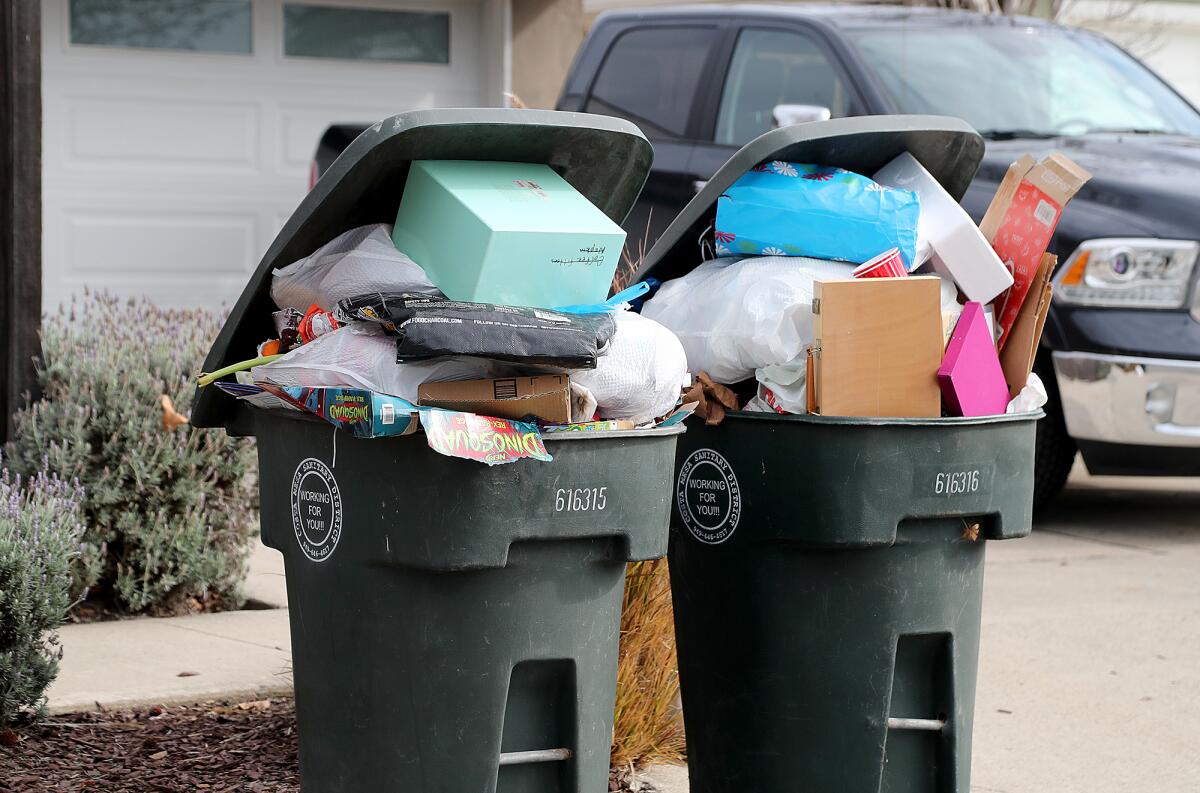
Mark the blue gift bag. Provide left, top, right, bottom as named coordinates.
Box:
left=714, top=162, right=920, bottom=268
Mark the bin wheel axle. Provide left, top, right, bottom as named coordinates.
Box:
left=886, top=717, right=946, bottom=732
left=498, top=748, right=573, bottom=766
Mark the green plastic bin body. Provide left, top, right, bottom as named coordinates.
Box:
left=630, top=118, right=1037, bottom=792
left=256, top=413, right=680, bottom=793
left=668, top=413, right=1035, bottom=793
left=191, top=109, right=676, bottom=793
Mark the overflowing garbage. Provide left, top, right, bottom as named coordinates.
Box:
left=199, top=161, right=691, bottom=466
left=642, top=151, right=1091, bottom=421
left=200, top=142, right=1088, bottom=462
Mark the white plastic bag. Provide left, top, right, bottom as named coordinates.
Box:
left=641, top=256, right=856, bottom=383
left=271, top=224, right=440, bottom=311
left=755, top=357, right=808, bottom=414
left=569, top=311, right=689, bottom=425
left=252, top=324, right=497, bottom=402
left=742, top=395, right=775, bottom=413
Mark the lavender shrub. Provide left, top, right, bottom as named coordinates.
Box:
left=0, top=464, right=84, bottom=726
left=4, top=292, right=257, bottom=616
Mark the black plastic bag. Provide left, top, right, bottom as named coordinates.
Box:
left=336, top=292, right=616, bottom=369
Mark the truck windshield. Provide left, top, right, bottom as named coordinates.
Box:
left=849, top=25, right=1200, bottom=138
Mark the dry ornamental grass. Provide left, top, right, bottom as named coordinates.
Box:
left=611, top=559, right=686, bottom=768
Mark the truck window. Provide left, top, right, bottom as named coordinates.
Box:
left=585, top=26, right=720, bottom=139
left=849, top=26, right=1200, bottom=137
left=715, top=28, right=849, bottom=146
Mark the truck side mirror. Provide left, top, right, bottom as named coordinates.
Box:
left=772, top=104, right=832, bottom=128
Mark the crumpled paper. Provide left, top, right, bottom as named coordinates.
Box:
left=1006, top=371, right=1048, bottom=414
left=681, top=371, right=741, bottom=425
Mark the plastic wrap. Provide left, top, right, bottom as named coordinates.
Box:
left=715, top=162, right=920, bottom=267
left=251, top=324, right=500, bottom=402
left=270, top=224, right=440, bottom=311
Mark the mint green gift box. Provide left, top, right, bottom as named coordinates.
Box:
left=392, top=160, right=627, bottom=308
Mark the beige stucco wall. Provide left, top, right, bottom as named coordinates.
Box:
left=511, top=0, right=585, bottom=108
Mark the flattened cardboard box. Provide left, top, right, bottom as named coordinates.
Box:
left=418, top=374, right=571, bottom=423
left=813, top=276, right=943, bottom=418
left=999, top=253, right=1056, bottom=398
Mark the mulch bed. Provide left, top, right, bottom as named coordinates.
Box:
left=0, top=699, right=656, bottom=792
left=68, top=589, right=236, bottom=624
left=0, top=700, right=299, bottom=792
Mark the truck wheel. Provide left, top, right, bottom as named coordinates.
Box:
left=1033, top=360, right=1077, bottom=512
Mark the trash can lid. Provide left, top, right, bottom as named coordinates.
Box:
left=193, top=108, right=654, bottom=431
left=631, top=115, right=984, bottom=285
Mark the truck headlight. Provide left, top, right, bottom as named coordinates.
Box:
left=1054, top=239, right=1198, bottom=309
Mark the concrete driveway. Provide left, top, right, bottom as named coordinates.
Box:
left=646, top=466, right=1200, bottom=793
left=973, top=467, right=1200, bottom=793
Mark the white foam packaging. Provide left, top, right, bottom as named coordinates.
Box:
left=874, top=153, right=1013, bottom=304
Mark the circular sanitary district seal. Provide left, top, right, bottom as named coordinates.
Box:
left=291, top=457, right=343, bottom=562
left=676, top=448, right=742, bottom=544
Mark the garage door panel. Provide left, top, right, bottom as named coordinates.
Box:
left=64, top=210, right=258, bottom=276
left=66, top=97, right=259, bottom=171
left=61, top=273, right=259, bottom=311
left=277, top=103, right=416, bottom=175
left=41, top=0, right=502, bottom=310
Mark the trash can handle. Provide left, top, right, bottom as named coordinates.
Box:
left=886, top=717, right=946, bottom=732
left=498, top=748, right=573, bottom=765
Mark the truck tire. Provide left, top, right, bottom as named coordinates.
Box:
left=1033, top=356, right=1076, bottom=512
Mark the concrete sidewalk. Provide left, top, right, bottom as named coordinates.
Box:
left=44, top=469, right=1200, bottom=792
left=46, top=540, right=291, bottom=714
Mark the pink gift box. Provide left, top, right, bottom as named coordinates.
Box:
left=938, top=302, right=1009, bottom=417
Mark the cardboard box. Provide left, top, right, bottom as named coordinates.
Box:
left=939, top=302, right=1009, bottom=417
left=812, top=276, right=944, bottom=418
left=393, top=161, right=626, bottom=308
left=874, top=153, right=1013, bottom=303
left=980, top=154, right=1090, bottom=348
left=999, top=253, right=1055, bottom=398
left=418, top=374, right=571, bottom=423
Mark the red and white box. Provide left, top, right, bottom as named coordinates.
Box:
left=980, top=154, right=1090, bottom=349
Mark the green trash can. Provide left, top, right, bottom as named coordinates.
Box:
left=631, top=117, right=1038, bottom=793
left=192, top=109, right=683, bottom=793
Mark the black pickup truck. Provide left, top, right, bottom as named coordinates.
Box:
left=313, top=6, right=1200, bottom=508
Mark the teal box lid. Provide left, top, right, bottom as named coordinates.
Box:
left=393, top=160, right=627, bottom=308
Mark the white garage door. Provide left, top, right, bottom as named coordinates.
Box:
left=41, top=0, right=508, bottom=310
